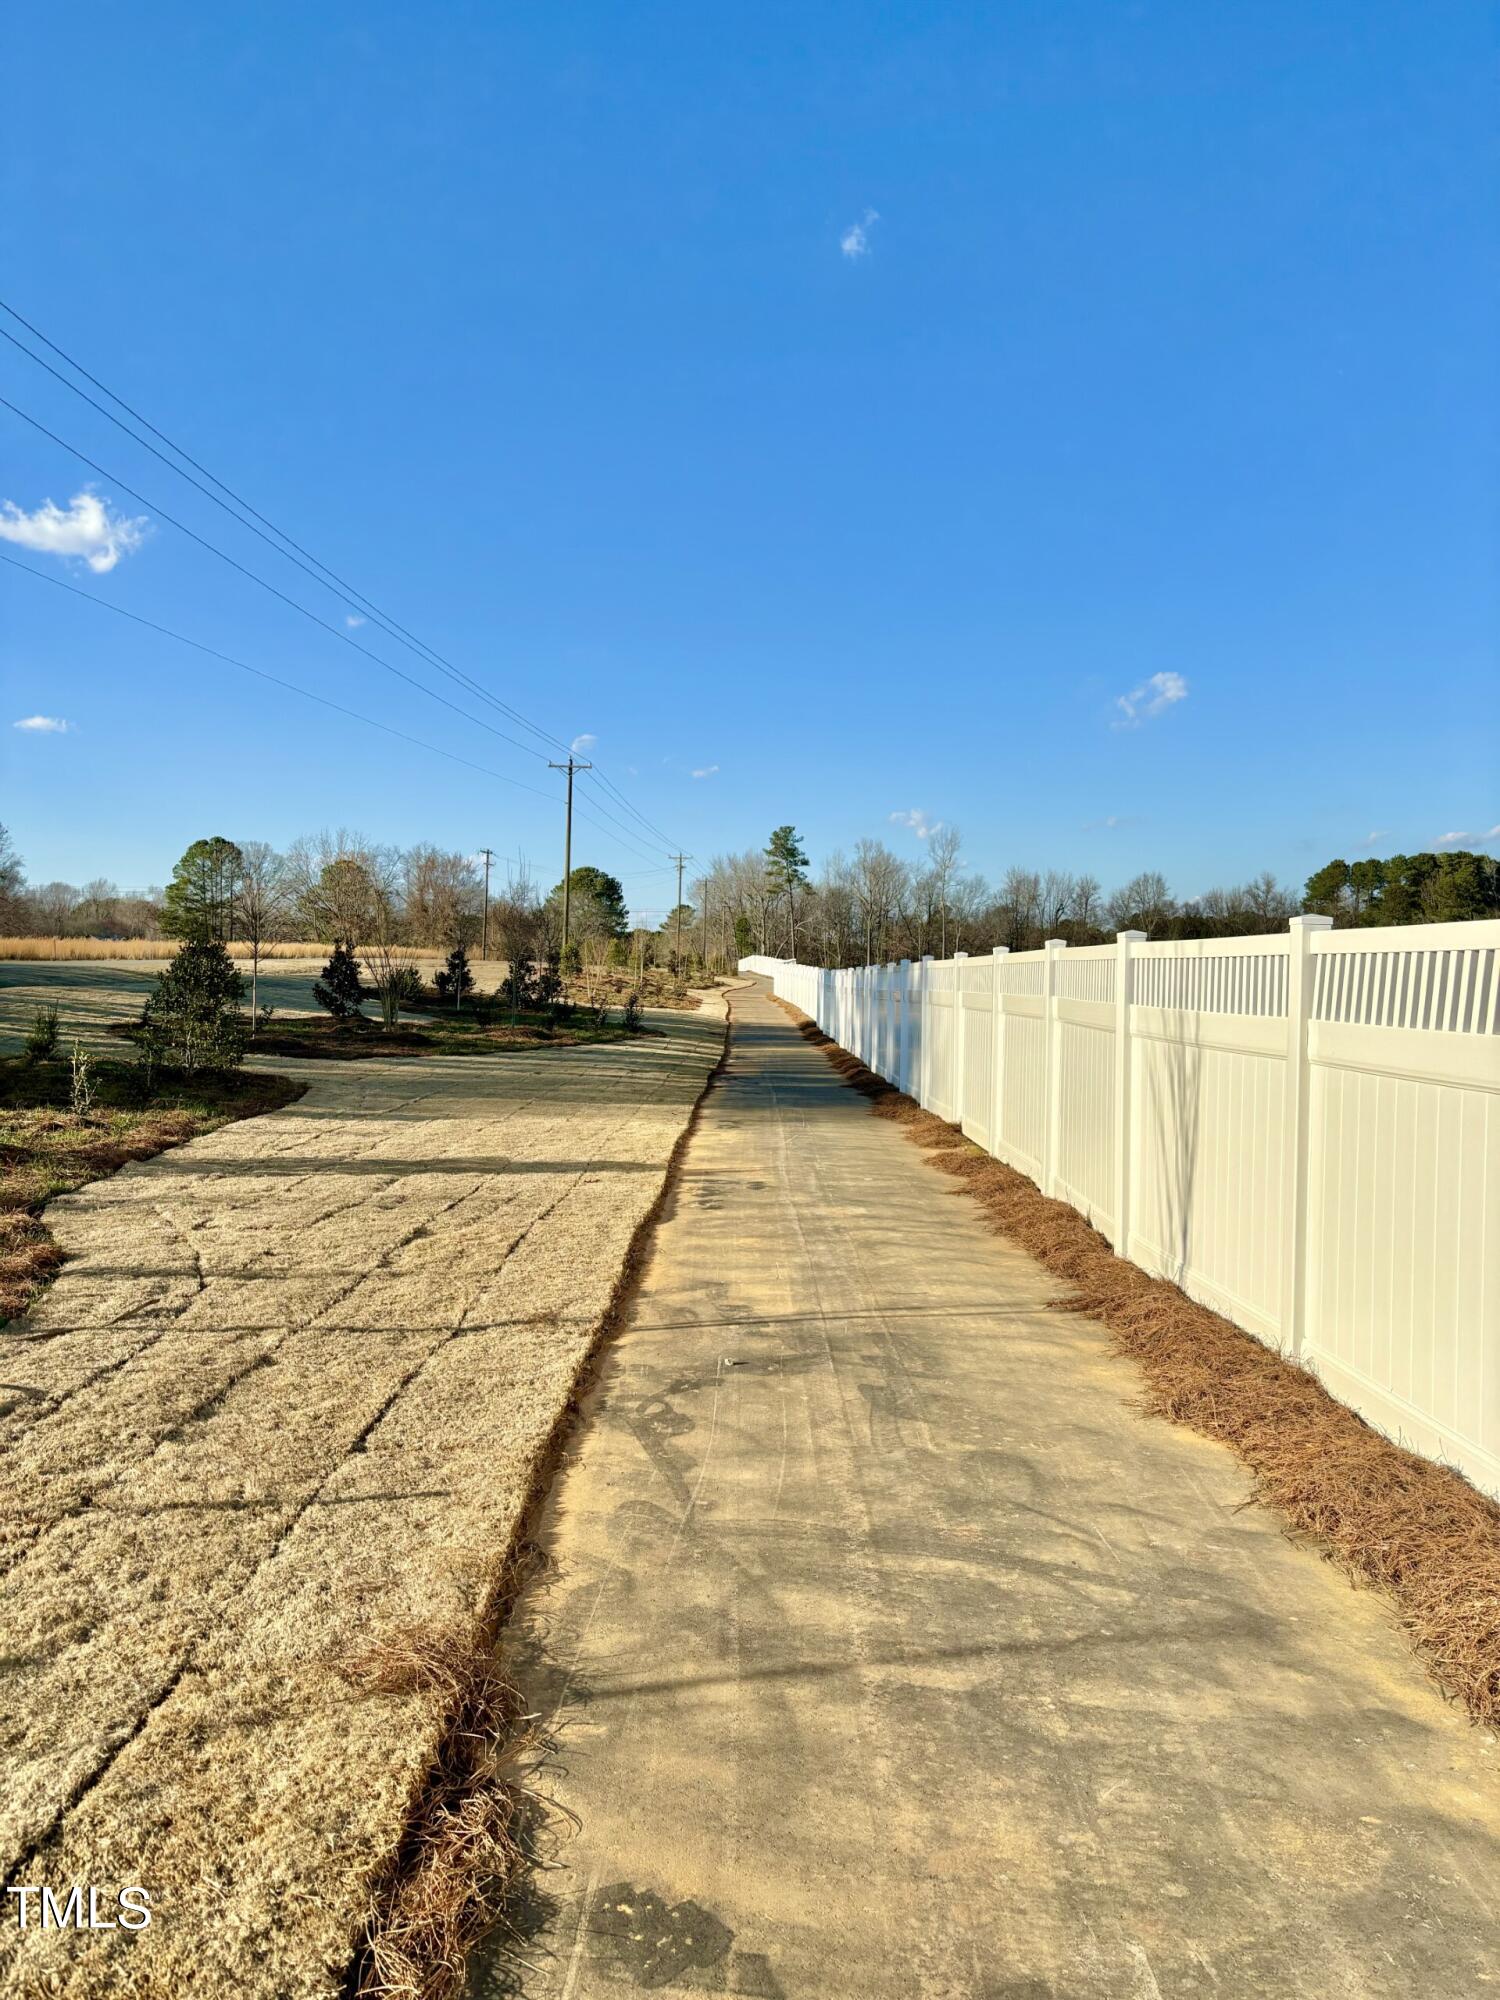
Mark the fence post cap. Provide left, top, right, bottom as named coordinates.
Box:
left=1116, top=929, right=1147, bottom=943
left=1289, top=914, right=1334, bottom=932
left=992, top=944, right=1009, bottom=957
left=953, top=950, right=969, bottom=960
left=1044, top=936, right=1067, bottom=950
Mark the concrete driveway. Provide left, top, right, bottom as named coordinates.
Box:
left=469, top=978, right=1500, bottom=2000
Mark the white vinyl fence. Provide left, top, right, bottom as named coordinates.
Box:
left=742, top=917, right=1500, bottom=1499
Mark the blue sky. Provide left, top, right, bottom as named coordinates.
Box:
left=2, top=1, right=1495, bottom=921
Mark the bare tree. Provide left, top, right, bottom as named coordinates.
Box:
left=926, top=826, right=963, bottom=958
left=850, top=839, right=910, bottom=965
left=236, top=842, right=292, bottom=1029
left=1038, top=869, right=1075, bottom=937
left=1106, top=871, right=1175, bottom=938
left=1070, top=873, right=1103, bottom=933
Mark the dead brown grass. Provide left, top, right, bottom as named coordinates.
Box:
left=346, top=1014, right=736, bottom=2000
left=0, top=937, right=349, bottom=962
left=339, top=1616, right=534, bottom=2000
left=774, top=995, right=1500, bottom=1728
left=0, top=1061, right=305, bottom=1322
left=0, top=1003, right=730, bottom=1999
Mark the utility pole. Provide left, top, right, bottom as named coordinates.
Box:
left=670, top=853, right=690, bottom=975
left=547, top=757, right=592, bottom=956
left=478, top=848, right=493, bottom=961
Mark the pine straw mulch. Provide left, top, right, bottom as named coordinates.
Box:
left=337, top=1597, right=541, bottom=2000
left=772, top=997, right=1500, bottom=1730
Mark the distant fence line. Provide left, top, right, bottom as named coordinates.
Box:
left=742, top=915, right=1500, bottom=1499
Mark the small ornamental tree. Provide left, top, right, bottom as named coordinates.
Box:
left=314, top=942, right=367, bottom=1021
left=140, top=940, right=247, bottom=1073
left=434, top=942, right=475, bottom=1010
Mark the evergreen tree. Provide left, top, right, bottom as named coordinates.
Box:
left=313, top=942, right=367, bottom=1020
left=547, top=865, right=629, bottom=939
left=434, top=942, right=475, bottom=1008
left=140, top=940, right=247, bottom=1072
left=161, top=836, right=244, bottom=942
left=764, top=825, right=810, bottom=955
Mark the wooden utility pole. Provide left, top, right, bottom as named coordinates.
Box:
left=547, top=758, right=592, bottom=954
left=670, top=853, right=690, bottom=974
left=479, top=847, right=493, bottom=960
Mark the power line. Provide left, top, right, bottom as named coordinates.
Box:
left=0, top=549, right=558, bottom=818
left=0, top=315, right=573, bottom=760
left=0, top=295, right=682, bottom=845
left=0, top=394, right=562, bottom=767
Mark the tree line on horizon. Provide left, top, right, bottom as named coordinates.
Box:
left=683, top=830, right=1499, bottom=970
left=1, top=822, right=1494, bottom=974
left=0, top=823, right=682, bottom=973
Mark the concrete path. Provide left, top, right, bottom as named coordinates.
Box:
left=469, top=980, right=1500, bottom=2000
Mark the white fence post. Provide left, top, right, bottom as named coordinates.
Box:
left=990, top=945, right=1009, bottom=1161
left=1042, top=938, right=1066, bottom=1196
left=952, top=952, right=969, bottom=1128
left=919, top=955, right=934, bottom=1109
left=898, top=960, right=913, bottom=1093
left=1112, top=930, right=1147, bottom=1256
left=1282, top=913, right=1333, bottom=1357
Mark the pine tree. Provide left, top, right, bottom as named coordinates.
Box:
left=161, top=837, right=244, bottom=942
left=313, top=942, right=367, bottom=1020
left=140, top=940, right=247, bottom=1072
left=434, top=942, right=475, bottom=1009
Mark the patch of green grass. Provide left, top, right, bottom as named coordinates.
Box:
left=0, top=1057, right=304, bottom=1324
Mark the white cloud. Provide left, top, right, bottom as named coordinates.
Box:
left=345, top=614, right=366, bottom=628
left=571, top=733, right=597, bottom=753
left=691, top=764, right=719, bottom=780
left=840, top=208, right=880, bottom=260
left=12, top=715, right=70, bottom=733
left=890, top=807, right=941, bottom=841
left=1113, top=671, right=1188, bottom=728
left=1359, top=829, right=1388, bottom=847
left=0, top=489, right=147, bottom=573
left=1435, top=823, right=1500, bottom=847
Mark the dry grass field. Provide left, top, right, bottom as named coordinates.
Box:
left=0, top=984, right=727, bottom=1998
left=0, top=937, right=353, bottom=962
left=0, top=957, right=514, bottom=1056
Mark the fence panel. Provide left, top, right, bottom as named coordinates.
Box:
left=739, top=922, right=1500, bottom=1499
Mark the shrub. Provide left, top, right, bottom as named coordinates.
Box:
left=560, top=940, right=582, bottom=979
left=314, top=942, right=367, bottom=1021
left=434, top=942, right=475, bottom=1008
left=531, top=953, right=562, bottom=1012
left=365, top=945, right=425, bottom=1030
left=23, top=1004, right=60, bottom=1064
left=140, top=938, right=248, bottom=1072
left=623, top=990, right=643, bottom=1033
left=70, top=1040, right=95, bottom=1116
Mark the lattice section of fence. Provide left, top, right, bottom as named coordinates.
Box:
left=1313, top=931, right=1500, bottom=1034
left=1133, top=944, right=1288, bottom=1017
